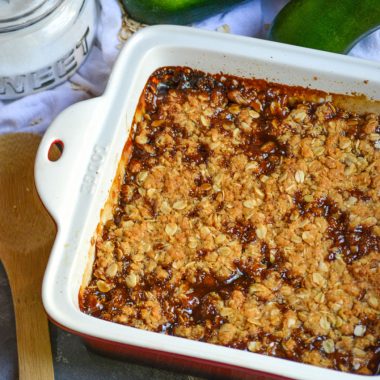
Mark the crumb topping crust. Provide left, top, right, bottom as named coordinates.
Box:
left=80, top=67, right=380, bottom=375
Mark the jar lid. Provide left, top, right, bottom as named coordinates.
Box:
left=0, top=0, right=64, bottom=33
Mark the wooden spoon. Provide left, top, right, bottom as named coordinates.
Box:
left=0, top=133, right=55, bottom=380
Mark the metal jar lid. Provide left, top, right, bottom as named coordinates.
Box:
left=0, top=0, right=98, bottom=100
left=0, top=0, right=64, bottom=32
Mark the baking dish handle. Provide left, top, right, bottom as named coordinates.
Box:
left=35, top=97, right=103, bottom=223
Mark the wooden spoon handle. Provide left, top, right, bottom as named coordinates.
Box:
left=0, top=133, right=56, bottom=379
left=6, top=263, right=55, bottom=380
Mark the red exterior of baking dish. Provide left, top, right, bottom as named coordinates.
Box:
left=50, top=317, right=291, bottom=380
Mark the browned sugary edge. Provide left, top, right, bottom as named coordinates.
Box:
left=117, top=2, right=380, bottom=114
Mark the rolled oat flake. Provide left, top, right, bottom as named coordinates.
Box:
left=0, top=0, right=98, bottom=100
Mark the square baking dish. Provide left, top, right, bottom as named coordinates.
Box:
left=35, top=25, right=380, bottom=380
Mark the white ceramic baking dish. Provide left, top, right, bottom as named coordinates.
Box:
left=35, top=25, right=380, bottom=380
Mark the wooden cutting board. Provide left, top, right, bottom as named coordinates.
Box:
left=0, top=133, right=55, bottom=380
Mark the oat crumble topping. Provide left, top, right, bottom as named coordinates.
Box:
left=80, top=67, right=380, bottom=375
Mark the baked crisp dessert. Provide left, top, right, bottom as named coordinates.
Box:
left=79, top=67, right=380, bottom=375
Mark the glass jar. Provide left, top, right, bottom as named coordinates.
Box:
left=0, top=0, right=98, bottom=100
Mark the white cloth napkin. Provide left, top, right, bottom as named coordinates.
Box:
left=0, top=0, right=379, bottom=134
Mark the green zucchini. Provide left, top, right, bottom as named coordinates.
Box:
left=270, top=0, right=380, bottom=53
left=121, top=0, right=250, bottom=25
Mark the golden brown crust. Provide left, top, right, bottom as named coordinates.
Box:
left=80, top=67, right=380, bottom=375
